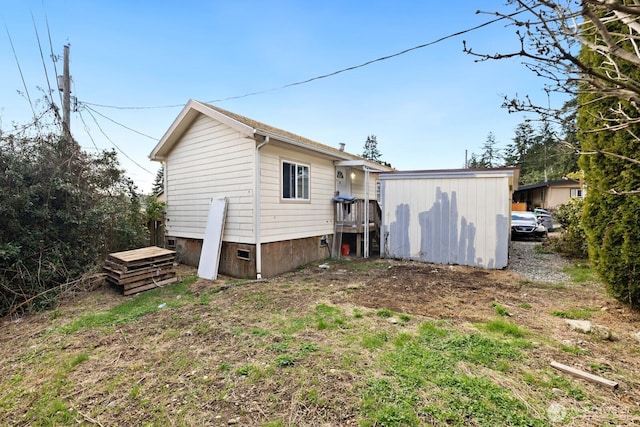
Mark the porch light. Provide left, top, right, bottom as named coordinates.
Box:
left=350, top=171, right=356, bottom=180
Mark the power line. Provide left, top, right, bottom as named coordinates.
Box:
left=42, top=1, right=64, bottom=108
left=83, top=107, right=154, bottom=175
left=4, top=21, right=37, bottom=121
left=84, top=105, right=158, bottom=140
left=32, top=12, right=53, bottom=97
left=81, top=11, right=521, bottom=111
left=77, top=109, right=99, bottom=151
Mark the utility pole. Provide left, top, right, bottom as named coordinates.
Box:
left=60, top=44, right=71, bottom=141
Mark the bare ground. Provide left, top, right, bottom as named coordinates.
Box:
left=2, top=241, right=640, bottom=425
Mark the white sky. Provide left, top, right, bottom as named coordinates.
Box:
left=0, top=1, right=563, bottom=193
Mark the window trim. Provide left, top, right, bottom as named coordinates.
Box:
left=570, top=188, right=584, bottom=198
left=281, top=159, right=311, bottom=202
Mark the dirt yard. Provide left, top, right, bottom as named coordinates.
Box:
left=2, top=240, right=640, bottom=425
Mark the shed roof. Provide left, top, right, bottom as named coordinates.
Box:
left=379, top=167, right=520, bottom=180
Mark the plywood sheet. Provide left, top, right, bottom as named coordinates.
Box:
left=198, top=197, right=228, bottom=280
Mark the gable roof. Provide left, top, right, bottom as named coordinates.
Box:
left=149, top=100, right=389, bottom=171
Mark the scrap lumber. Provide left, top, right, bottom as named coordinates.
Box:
left=551, top=361, right=619, bottom=389
left=104, top=246, right=177, bottom=295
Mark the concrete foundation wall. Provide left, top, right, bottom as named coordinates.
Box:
left=169, top=235, right=330, bottom=279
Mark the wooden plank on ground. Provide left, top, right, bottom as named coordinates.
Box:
left=123, top=277, right=178, bottom=296
left=551, top=361, right=619, bottom=389
left=103, top=261, right=174, bottom=279
left=122, top=273, right=176, bottom=291
left=104, top=266, right=176, bottom=285
left=107, top=247, right=175, bottom=269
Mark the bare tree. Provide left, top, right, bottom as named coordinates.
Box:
left=465, top=0, right=640, bottom=187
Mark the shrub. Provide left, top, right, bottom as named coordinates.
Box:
left=0, top=131, right=147, bottom=316
left=551, top=198, right=588, bottom=258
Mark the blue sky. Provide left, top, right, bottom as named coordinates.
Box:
left=1, top=1, right=560, bottom=193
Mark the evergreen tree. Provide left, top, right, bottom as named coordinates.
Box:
left=153, top=164, right=164, bottom=195
left=504, top=116, right=579, bottom=185
left=480, top=132, right=501, bottom=167
left=469, top=133, right=501, bottom=168
left=578, top=16, right=640, bottom=307
left=362, top=135, right=382, bottom=162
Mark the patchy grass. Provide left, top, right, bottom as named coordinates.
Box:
left=563, top=262, right=597, bottom=283
left=551, top=307, right=599, bottom=320
left=1, top=257, right=639, bottom=426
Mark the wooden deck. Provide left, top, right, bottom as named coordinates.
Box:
left=334, top=200, right=381, bottom=257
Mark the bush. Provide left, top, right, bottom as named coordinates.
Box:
left=0, top=132, right=147, bottom=316
left=551, top=198, right=588, bottom=258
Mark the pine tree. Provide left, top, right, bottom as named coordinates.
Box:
left=362, top=135, right=382, bottom=162
left=152, top=164, right=164, bottom=195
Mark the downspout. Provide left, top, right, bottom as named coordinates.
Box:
left=254, top=135, right=270, bottom=279
left=364, top=167, right=370, bottom=258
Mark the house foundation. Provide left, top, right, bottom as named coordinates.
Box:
left=168, top=235, right=331, bottom=279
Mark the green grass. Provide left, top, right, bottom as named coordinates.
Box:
left=534, top=244, right=554, bottom=254
left=57, top=276, right=198, bottom=333
left=361, top=332, right=389, bottom=350
left=551, top=307, right=598, bottom=320
left=559, top=343, right=589, bottom=355
left=491, top=301, right=510, bottom=316
left=360, top=321, right=546, bottom=426
left=483, top=318, right=529, bottom=338
left=563, top=262, right=597, bottom=283
left=376, top=308, right=394, bottom=318
left=314, top=303, right=349, bottom=330
left=4, top=267, right=618, bottom=426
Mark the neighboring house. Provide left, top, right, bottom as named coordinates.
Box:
left=512, top=179, right=583, bottom=211
left=379, top=168, right=519, bottom=269
left=149, top=100, right=392, bottom=279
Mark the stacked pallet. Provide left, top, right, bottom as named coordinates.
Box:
left=104, top=246, right=177, bottom=295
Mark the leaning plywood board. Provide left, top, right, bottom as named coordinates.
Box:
left=198, top=197, right=228, bottom=280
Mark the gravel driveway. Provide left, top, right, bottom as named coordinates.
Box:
left=507, top=239, right=572, bottom=283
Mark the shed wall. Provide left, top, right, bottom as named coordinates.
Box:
left=380, top=176, right=510, bottom=269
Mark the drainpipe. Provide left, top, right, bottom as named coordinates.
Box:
left=364, top=167, right=370, bottom=258
left=255, top=135, right=270, bottom=279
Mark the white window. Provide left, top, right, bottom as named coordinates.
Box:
left=570, top=188, right=584, bottom=198
left=282, top=161, right=310, bottom=200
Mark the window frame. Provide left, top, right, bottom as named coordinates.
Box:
left=570, top=188, right=584, bottom=198
left=281, top=160, right=310, bottom=202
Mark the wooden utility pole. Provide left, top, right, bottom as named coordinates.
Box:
left=62, top=44, right=71, bottom=141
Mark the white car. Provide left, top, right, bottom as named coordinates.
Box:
left=511, top=212, right=547, bottom=240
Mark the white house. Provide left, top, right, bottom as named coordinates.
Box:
left=149, top=100, right=391, bottom=279
left=379, top=168, right=519, bottom=269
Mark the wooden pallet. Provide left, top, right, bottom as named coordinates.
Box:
left=104, top=246, right=177, bottom=295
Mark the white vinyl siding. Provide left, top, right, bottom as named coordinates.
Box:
left=259, top=144, right=335, bottom=243
left=282, top=161, right=310, bottom=200
left=165, top=114, right=255, bottom=242
left=350, top=168, right=380, bottom=200
left=380, top=172, right=512, bottom=269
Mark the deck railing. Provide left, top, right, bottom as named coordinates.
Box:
left=335, top=199, right=381, bottom=233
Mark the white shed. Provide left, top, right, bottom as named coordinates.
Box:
left=379, top=168, right=519, bottom=269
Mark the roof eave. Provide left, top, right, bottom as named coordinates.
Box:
left=149, top=99, right=255, bottom=161
left=254, top=128, right=354, bottom=160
